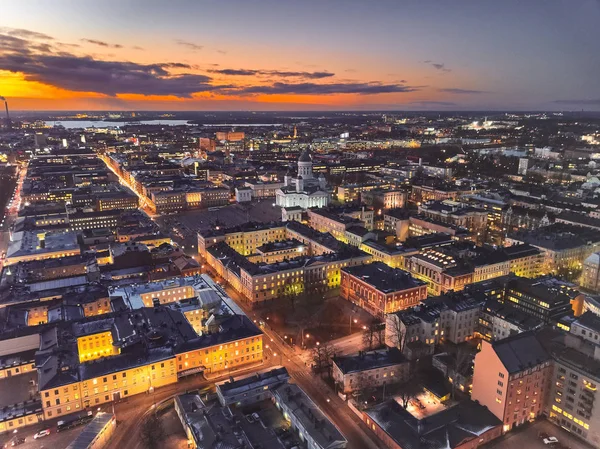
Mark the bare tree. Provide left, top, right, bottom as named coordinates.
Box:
left=385, top=314, right=406, bottom=351
left=311, top=343, right=336, bottom=378
left=450, top=345, right=473, bottom=399
left=354, top=373, right=376, bottom=405
left=140, top=414, right=166, bottom=449
left=362, top=319, right=384, bottom=351
left=395, top=379, right=421, bottom=409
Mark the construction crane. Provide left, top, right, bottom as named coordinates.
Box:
left=0, top=96, right=9, bottom=130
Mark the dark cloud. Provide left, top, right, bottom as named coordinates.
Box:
left=0, top=51, right=216, bottom=97
left=216, top=50, right=227, bottom=55
left=0, top=34, right=52, bottom=53
left=410, top=100, right=457, bottom=106
left=554, top=99, right=600, bottom=105
left=133, top=46, right=145, bottom=51
left=230, top=82, right=418, bottom=95
left=209, top=68, right=335, bottom=79
left=424, top=61, right=451, bottom=73
left=81, top=39, right=123, bottom=49
left=345, top=69, right=357, bottom=73
left=0, top=28, right=54, bottom=40
left=160, top=62, right=193, bottom=69
left=176, top=40, right=203, bottom=51
left=438, top=88, right=487, bottom=94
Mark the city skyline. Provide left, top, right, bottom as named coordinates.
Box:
left=1, top=0, right=599, bottom=111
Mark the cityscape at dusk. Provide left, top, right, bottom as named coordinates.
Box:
left=2, top=2, right=600, bottom=449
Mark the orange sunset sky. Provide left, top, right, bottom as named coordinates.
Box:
left=0, top=0, right=598, bottom=111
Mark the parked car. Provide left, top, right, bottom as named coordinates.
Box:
left=10, top=437, right=26, bottom=447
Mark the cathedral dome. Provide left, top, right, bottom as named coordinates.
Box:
left=298, top=149, right=312, bottom=162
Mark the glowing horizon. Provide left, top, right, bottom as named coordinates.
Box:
left=0, top=0, right=599, bottom=111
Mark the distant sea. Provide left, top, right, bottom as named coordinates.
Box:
left=47, top=120, right=193, bottom=129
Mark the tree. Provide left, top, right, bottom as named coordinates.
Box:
left=362, top=319, right=385, bottom=351
left=450, top=345, right=472, bottom=399
left=140, top=413, right=166, bottom=449
left=395, top=379, right=421, bottom=409
left=311, top=343, right=336, bottom=378
left=354, top=373, right=376, bottom=405
left=385, top=314, right=406, bottom=352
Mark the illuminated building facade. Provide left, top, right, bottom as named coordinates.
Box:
left=341, top=262, right=427, bottom=317
left=471, top=332, right=552, bottom=433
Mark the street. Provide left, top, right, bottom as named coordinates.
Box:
left=104, top=363, right=271, bottom=449
left=0, top=163, right=26, bottom=271
left=199, top=262, right=382, bottom=449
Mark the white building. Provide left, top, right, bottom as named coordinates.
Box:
left=582, top=252, right=600, bottom=292
left=276, top=148, right=330, bottom=209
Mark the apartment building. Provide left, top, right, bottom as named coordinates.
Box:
left=581, top=252, right=600, bottom=292
left=332, top=348, right=410, bottom=394
left=418, top=200, right=488, bottom=236
left=506, top=223, right=600, bottom=275
left=471, top=332, right=553, bottom=432
left=385, top=290, right=484, bottom=353
left=361, top=189, right=407, bottom=210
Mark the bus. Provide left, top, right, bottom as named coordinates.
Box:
left=56, top=411, right=93, bottom=432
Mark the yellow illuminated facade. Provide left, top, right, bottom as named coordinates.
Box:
left=141, top=285, right=196, bottom=306
left=41, top=334, right=263, bottom=420
left=183, top=308, right=206, bottom=334
left=360, top=242, right=414, bottom=269
left=42, top=358, right=178, bottom=419
left=77, top=331, right=121, bottom=362
left=27, top=304, right=49, bottom=326
left=82, top=297, right=112, bottom=317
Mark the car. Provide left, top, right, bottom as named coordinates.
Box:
left=543, top=437, right=559, bottom=444
left=33, top=429, right=50, bottom=439
left=10, top=437, right=26, bottom=447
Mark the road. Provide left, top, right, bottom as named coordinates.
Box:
left=105, top=363, right=270, bottom=449
left=201, top=263, right=382, bottom=449
left=0, top=163, right=26, bottom=271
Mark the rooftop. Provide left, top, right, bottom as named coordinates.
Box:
left=6, top=230, right=79, bottom=259
left=365, top=399, right=501, bottom=449
left=342, top=262, right=425, bottom=293
left=332, top=347, right=407, bottom=374
left=508, top=223, right=600, bottom=251
left=491, top=330, right=551, bottom=374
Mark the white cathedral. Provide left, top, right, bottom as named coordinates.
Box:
left=275, top=148, right=331, bottom=209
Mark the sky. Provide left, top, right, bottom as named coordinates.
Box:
left=0, top=0, right=599, bottom=111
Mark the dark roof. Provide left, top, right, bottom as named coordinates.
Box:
left=342, top=262, right=426, bottom=293
left=365, top=399, right=502, bottom=449
left=574, top=311, right=600, bottom=334
left=492, top=331, right=550, bottom=373
left=332, top=348, right=407, bottom=374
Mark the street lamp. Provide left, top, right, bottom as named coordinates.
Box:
left=350, top=317, right=358, bottom=333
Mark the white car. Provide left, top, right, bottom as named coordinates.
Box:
left=33, top=429, right=50, bottom=439
left=543, top=437, right=559, bottom=445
